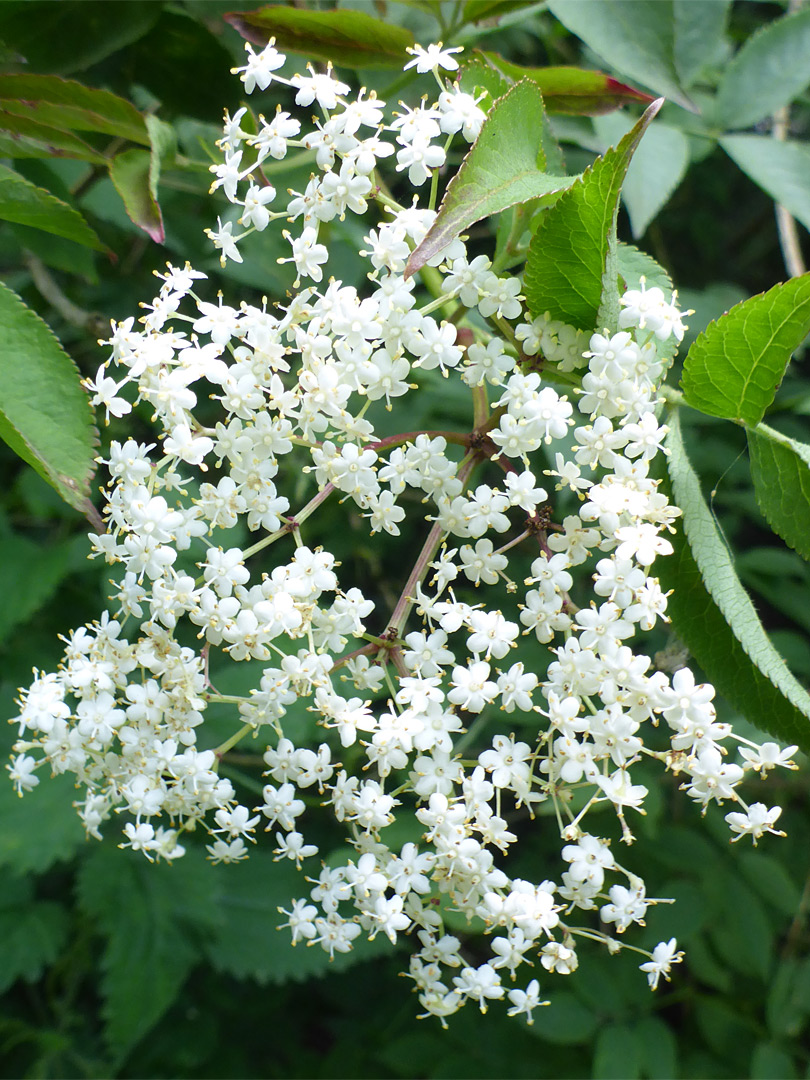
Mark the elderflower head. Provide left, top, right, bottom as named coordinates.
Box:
left=8, top=38, right=797, bottom=1032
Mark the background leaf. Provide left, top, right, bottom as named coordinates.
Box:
left=546, top=0, right=695, bottom=110
left=720, top=136, right=810, bottom=235
left=0, top=878, right=69, bottom=993
left=109, top=147, right=164, bottom=242
left=747, top=422, right=810, bottom=561
left=672, top=0, right=731, bottom=89
left=225, top=6, right=415, bottom=69
left=0, top=163, right=105, bottom=249
left=76, top=847, right=221, bottom=1057
left=714, top=7, right=810, bottom=131
left=405, top=81, right=573, bottom=276
left=0, top=74, right=149, bottom=145
left=478, top=53, right=655, bottom=114
left=658, top=409, right=810, bottom=751
left=0, top=0, right=160, bottom=75
left=0, top=282, right=98, bottom=516
left=681, top=274, right=810, bottom=426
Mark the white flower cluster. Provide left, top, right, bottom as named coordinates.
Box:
left=8, top=40, right=796, bottom=1026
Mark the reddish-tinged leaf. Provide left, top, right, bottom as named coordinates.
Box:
left=109, top=148, right=164, bottom=243
left=225, top=6, right=414, bottom=69
left=0, top=74, right=149, bottom=145
left=478, top=52, right=655, bottom=114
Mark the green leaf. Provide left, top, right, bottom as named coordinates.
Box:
left=617, top=242, right=674, bottom=296
left=0, top=282, right=98, bottom=517
left=546, top=0, right=696, bottom=111
left=714, top=7, right=810, bottom=132
left=720, top=135, right=810, bottom=235
left=681, top=274, right=810, bottom=426
left=635, top=1016, right=679, bottom=1079
left=0, top=772, right=85, bottom=875
left=523, top=98, right=662, bottom=331
left=0, top=878, right=69, bottom=993
left=146, top=115, right=176, bottom=205
left=751, top=1042, right=797, bottom=1080
left=109, top=147, right=164, bottom=243
left=203, top=852, right=393, bottom=985
left=77, top=847, right=220, bottom=1057
left=477, top=52, right=655, bottom=114
left=459, top=57, right=510, bottom=106
left=747, top=423, right=810, bottom=561
left=9, top=221, right=98, bottom=284
left=0, top=0, right=160, bottom=75
left=738, top=851, right=801, bottom=918
left=658, top=409, right=810, bottom=750
left=0, top=107, right=107, bottom=163
left=405, top=81, right=575, bottom=277
left=0, top=535, right=74, bottom=643
left=673, top=0, right=731, bottom=89
left=593, top=1022, right=641, bottom=1079
left=529, top=991, right=599, bottom=1045
left=594, top=113, right=689, bottom=238
left=464, top=0, right=528, bottom=22
left=225, top=6, right=415, bottom=69
left=708, top=869, right=773, bottom=980
left=0, top=75, right=149, bottom=145
left=0, top=163, right=105, bottom=249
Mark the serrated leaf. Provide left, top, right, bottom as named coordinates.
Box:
left=594, top=113, right=689, bottom=238
left=479, top=52, right=655, bottom=114
left=681, top=274, right=810, bottom=426
left=459, top=57, right=510, bottom=105
left=203, top=851, right=393, bottom=985
left=0, top=74, right=149, bottom=145
left=0, top=107, right=107, bottom=163
left=747, top=422, right=810, bottom=561
left=0, top=282, right=98, bottom=517
left=720, top=135, right=810, bottom=235
left=546, top=0, right=696, bottom=111
left=109, top=147, right=164, bottom=243
left=658, top=409, right=810, bottom=750
left=0, top=883, right=69, bottom=993
left=617, top=242, right=673, bottom=296
left=225, top=6, right=414, bottom=69
left=0, top=771, right=85, bottom=874
left=714, top=7, right=810, bottom=131
left=77, top=847, right=220, bottom=1056
left=0, top=163, right=105, bottom=249
left=406, top=81, right=574, bottom=277
left=523, top=98, right=662, bottom=331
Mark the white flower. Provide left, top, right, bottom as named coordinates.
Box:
left=640, top=938, right=683, bottom=990
left=232, top=41, right=285, bottom=94
left=404, top=42, right=464, bottom=74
